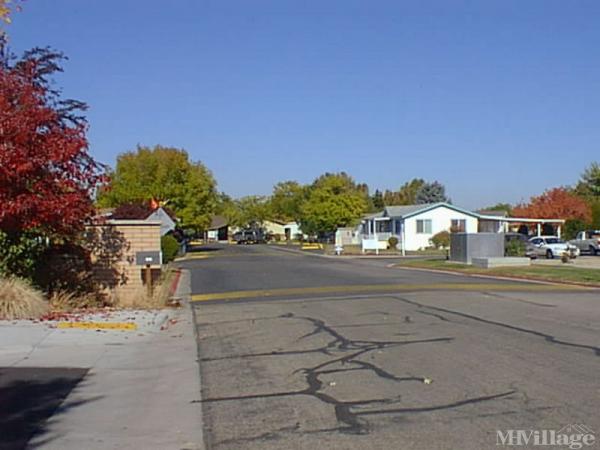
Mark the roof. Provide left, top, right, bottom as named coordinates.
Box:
left=478, top=215, right=565, bottom=224
left=383, top=202, right=480, bottom=219
left=110, top=203, right=178, bottom=221
left=209, top=215, right=229, bottom=230
left=363, top=211, right=384, bottom=220
left=477, top=209, right=508, bottom=217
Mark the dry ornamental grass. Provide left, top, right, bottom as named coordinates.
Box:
left=0, top=277, right=49, bottom=320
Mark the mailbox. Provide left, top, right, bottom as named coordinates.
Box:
left=135, top=251, right=162, bottom=266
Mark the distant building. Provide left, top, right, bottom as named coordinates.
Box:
left=263, top=220, right=303, bottom=240
left=206, top=216, right=229, bottom=242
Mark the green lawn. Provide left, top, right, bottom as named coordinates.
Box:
left=395, top=259, right=600, bottom=286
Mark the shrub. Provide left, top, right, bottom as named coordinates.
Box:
left=0, top=231, right=46, bottom=281
left=563, top=219, right=588, bottom=241
left=48, top=290, right=104, bottom=312
left=111, top=270, right=174, bottom=309
left=33, top=242, right=93, bottom=294
left=0, top=277, right=49, bottom=319
left=505, top=239, right=526, bottom=257
left=430, top=231, right=450, bottom=249
left=161, top=234, right=180, bottom=263
left=388, top=236, right=399, bottom=249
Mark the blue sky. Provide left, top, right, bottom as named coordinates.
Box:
left=8, top=0, right=600, bottom=209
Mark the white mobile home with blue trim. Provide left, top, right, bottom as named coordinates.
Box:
left=362, top=203, right=479, bottom=252
left=361, top=202, right=566, bottom=252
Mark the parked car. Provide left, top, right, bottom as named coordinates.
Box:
left=568, top=230, right=600, bottom=256
left=528, top=236, right=580, bottom=259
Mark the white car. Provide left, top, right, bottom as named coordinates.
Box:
left=528, top=236, right=580, bottom=259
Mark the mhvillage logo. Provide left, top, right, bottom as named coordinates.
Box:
left=497, top=424, right=595, bottom=449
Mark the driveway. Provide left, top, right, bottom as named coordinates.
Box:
left=182, top=244, right=600, bottom=450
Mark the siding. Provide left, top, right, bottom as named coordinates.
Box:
left=403, top=207, right=478, bottom=251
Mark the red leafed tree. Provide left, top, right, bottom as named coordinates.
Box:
left=513, top=187, right=592, bottom=223
left=0, top=48, right=105, bottom=238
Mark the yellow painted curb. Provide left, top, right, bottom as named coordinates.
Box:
left=301, top=244, right=323, bottom=250
left=57, top=322, right=138, bottom=331
left=191, top=282, right=585, bottom=302
left=176, top=253, right=212, bottom=261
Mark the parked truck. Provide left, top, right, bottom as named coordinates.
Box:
left=233, top=228, right=266, bottom=245
left=569, top=230, right=600, bottom=255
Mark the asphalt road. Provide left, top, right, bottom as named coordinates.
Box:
left=181, top=244, right=600, bottom=450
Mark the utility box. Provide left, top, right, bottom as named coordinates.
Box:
left=450, top=233, right=504, bottom=264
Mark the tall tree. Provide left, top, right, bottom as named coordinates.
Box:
left=300, top=173, right=367, bottom=236
left=0, top=48, right=105, bottom=277
left=236, top=195, right=271, bottom=227
left=98, top=145, right=216, bottom=232
left=269, top=181, right=306, bottom=223
left=480, top=203, right=513, bottom=215
left=575, top=162, right=600, bottom=198
left=383, top=178, right=425, bottom=206
left=371, top=189, right=384, bottom=210
left=215, top=193, right=242, bottom=226
left=0, top=48, right=104, bottom=237
left=512, top=188, right=591, bottom=223
left=415, top=181, right=449, bottom=204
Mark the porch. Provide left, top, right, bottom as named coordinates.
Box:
left=361, top=216, right=404, bottom=254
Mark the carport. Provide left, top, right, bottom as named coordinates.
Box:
left=477, top=214, right=566, bottom=237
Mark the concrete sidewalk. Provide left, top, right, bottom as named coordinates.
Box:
left=0, top=270, right=204, bottom=450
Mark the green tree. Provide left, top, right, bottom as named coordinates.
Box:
left=236, top=196, right=271, bottom=227
left=371, top=189, right=384, bottom=210
left=383, top=178, right=426, bottom=206
left=575, top=162, right=600, bottom=198
left=215, top=193, right=242, bottom=227
left=269, top=181, right=306, bottom=223
left=480, top=203, right=513, bottom=215
left=98, top=145, right=217, bottom=232
left=563, top=219, right=589, bottom=241
left=415, top=181, right=449, bottom=204
left=592, top=201, right=600, bottom=228
left=300, top=173, right=367, bottom=236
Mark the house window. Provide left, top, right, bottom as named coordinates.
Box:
left=451, top=219, right=466, bottom=232
left=416, top=219, right=432, bottom=234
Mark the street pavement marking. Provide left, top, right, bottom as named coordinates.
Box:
left=301, top=243, right=324, bottom=250
left=57, top=322, right=138, bottom=330
left=191, top=282, right=585, bottom=302
left=181, top=254, right=213, bottom=260
left=183, top=251, right=300, bottom=259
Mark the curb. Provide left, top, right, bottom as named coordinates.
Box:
left=392, top=264, right=600, bottom=289
left=169, top=268, right=183, bottom=297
